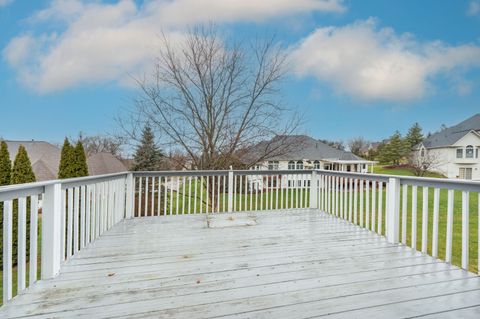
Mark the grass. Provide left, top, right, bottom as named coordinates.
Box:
left=373, top=165, right=445, bottom=178
left=322, top=184, right=479, bottom=273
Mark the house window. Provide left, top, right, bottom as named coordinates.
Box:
left=313, top=160, right=321, bottom=169
left=459, top=167, right=473, bottom=180
left=456, top=148, right=463, bottom=158
left=296, top=160, right=304, bottom=170
left=420, top=149, right=425, bottom=157
left=466, top=145, right=474, bottom=158
left=288, top=161, right=295, bottom=170
left=268, top=161, right=279, bottom=170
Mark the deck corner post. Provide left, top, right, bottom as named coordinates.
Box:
left=42, top=182, right=62, bottom=279
left=125, top=172, right=134, bottom=219
left=309, top=171, right=318, bottom=209
left=227, top=169, right=234, bottom=212
left=386, top=177, right=400, bottom=244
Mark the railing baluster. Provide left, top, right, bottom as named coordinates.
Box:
left=18, top=197, right=27, bottom=292
left=137, top=177, right=142, bottom=217
left=339, top=177, right=344, bottom=218
left=445, top=189, right=455, bottom=263
left=462, top=191, right=469, bottom=270
left=74, top=187, right=80, bottom=253
left=174, top=176, right=179, bottom=215
left=353, top=179, right=358, bottom=224
left=366, top=181, right=370, bottom=229
left=144, top=177, right=149, bottom=217
left=193, top=176, right=197, bottom=214
left=170, top=177, right=174, bottom=215
left=182, top=176, right=186, bottom=214
left=401, top=184, right=408, bottom=244
left=359, top=179, right=364, bottom=227
left=67, top=189, right=73, bottom=257
left=3, top=200, right=13, bottom=302
left=349, top=178, right=353, bottom=222
left=378, top=182, right=383, bottom=235
left=80, top=186, right=86, bottom=249
left=158, top=176, right=162, bottom=216
left=165, top=176, right=169, bottom=215
left=432, top=188, right=440, bottom=258
left=371, top=181, right=376, bottom=232
left=60, top=189, right=66, bottom=261
left=85, top=185, right=91, bottom=245
left=29, top=194, right=38, bottom=284
left=412, top=185, right=418, bottom=251
left=422, top=187, right=429, bottom=254
left=151, top=177, right=155, bottom=216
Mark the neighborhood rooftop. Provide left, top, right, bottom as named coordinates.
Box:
left=419, top=113, right=480, bottom=149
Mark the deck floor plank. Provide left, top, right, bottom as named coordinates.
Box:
left=1, top=210, right=478, bottom=319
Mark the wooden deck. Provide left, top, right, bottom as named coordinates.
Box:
left=2, top=210, right=480, bottom=318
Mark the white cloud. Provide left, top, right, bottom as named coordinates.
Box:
left=3, top=0, right=345, bottom=93
left=467, top=1, right=480, bottom=16
left=0, top=0, right=13, bottom=7
left=290, top=19, right=480, bottom=102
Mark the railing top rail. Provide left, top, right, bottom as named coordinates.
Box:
left=0, top=172, right=129, bottom=201
left=313, top=169, right=480, bottom=192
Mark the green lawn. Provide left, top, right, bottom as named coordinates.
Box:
left=373, top=165, right=445, bottom=178
left=320, top=185, right=479, bottom=273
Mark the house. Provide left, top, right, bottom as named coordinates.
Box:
left=5, top=140, right=61, bottom=181
left=414, top=114, right=480, bottom=180
left=4, top=140, right=127, bottom=181
left=87, top=152, right=128, bottom=176
left=250, top=135, right=375, bottom=173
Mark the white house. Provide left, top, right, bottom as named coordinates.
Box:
left=247, top=135, right=376, bottom=189
left=414, top=114, right=480, bottom=180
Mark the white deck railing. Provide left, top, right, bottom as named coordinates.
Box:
left=1, top=169, right=479, bottom=305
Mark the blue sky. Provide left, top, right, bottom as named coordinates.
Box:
left=1, top=0, right=480, bottom=146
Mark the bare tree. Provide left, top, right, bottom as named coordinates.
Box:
left=408, top=150, right=439, bottom=177
left=75, top=133, right=125, bottom=159
left=348, top=137, right=368, bottom=156
left=119, top=26, right=298, bottom=170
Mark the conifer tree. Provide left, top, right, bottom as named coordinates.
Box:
left=73, top=141, right=89, bottom=177
left=58, top=138, right=75, bottom=178
left=406, top=122, right=424, bottom=149
left=133, top=125, right=165, bottom=171
left=11, top=145, right=36, bottom=184
left=11, top=145, right=36, bottom=267
left=378, top=131, right=410, bottom=165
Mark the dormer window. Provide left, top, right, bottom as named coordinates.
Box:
left=288, top=161, right=295, bottom=170
left=420, top=149, right=425, bottom=157
left=456, top=148, right=463, bottom=158
left=466, top=145, right=474, bottom=158
left=313, top=160, right=321, bottom=169
left=296, top=160, right=304, bottom=170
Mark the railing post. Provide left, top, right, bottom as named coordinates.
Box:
left=227, top=169, right=234, bottom=213
left=386, top=177, right=400, bottom=244
left=125, top=172, right=134, bottom=219
left=42, top=182, right=62, bottom=279
left=309, top=171, right=318, bottom=209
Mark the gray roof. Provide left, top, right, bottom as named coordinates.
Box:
left=87, top=152, right=127, bottom=176
left=5, top=140, right=61, bottom=181
left=420, top=113, right=480, bottom=149
left=4, top=140, right=128, bottom=181
left=249, top=135, right=367, bottom=162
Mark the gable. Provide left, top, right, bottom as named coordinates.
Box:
left=452, top=130, right=480, bottom=147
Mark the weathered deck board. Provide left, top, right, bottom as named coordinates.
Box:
left=1, top=210, right=479, bottom=318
